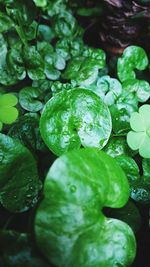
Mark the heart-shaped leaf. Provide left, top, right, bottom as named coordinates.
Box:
left=35, top=148, right=136, bottom=267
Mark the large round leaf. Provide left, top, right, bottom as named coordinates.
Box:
left=40, top=89, right=112, bottom=156
left=35, top=148, right=135, bottom=267
left=0, top=134, right=40, bottom=212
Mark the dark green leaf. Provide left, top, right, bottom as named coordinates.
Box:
left=8, top=115, right=46, bottom=153
left=0, top=134, right=40, bottom=212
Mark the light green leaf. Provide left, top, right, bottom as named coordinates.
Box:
left=127, top=104, right=150, bottom=158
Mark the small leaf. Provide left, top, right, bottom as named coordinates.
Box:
left=127, top=131, right=145, bottom=150
left=94, top=75, right=122, bottom=105
left=0, top=93, right=18, bottom=125
left=0, top=93, right=18, bottom=106
left=0, top=107, right=18, bottom=124
left=33, top=0, right=47, bottom=7
left=117, top=46, right=149, bottom=82
left=19, top=87, right=43, bottom=112
left=127, top=104, right=150, bottom=158
left=130, top=112, right=145, bottom=131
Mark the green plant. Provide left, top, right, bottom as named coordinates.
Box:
left=35, top=148, right=136, bottom=267
left=0, top=1, right=149, bottom=266
left=0, top=93, right=18, bottom=130
left=117, top=46, right=149, bottom=82
left=127, top=104, right=150, bottom=158
left=40, top=88, right=112, bottom=155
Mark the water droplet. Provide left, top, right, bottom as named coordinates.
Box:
left=70, top=185, right=77, bottom=193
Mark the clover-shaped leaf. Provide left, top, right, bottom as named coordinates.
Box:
left=117, top=46, right=149, bottom=82
left=93, top=75, right=122, bottom=106
left=127, top=104, right=150, bottom=158
left=0, top=93, right=18, bottom=130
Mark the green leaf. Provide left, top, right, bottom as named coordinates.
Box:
left=44, top=63, right=60, bottom=81
left=19, top=87, right=43, bottom=112
left=0, top=93, right=18, bottom=125
left=63, top=48, right=106, bottom=86
left=82, top=47, right=106, bottom=69
left=142, top=158, right=150, bottom=184
left=0, top=33, right=7, bottom=67
left=0, top=11, right=14, bottom=33
left=127, top=104, right=150, bottom=158
left=6, top=0, right=36, bottom=26
left=122, top=79, right=150, bottom=103
left=104, top=137, right=134, bottom=158
left=0, top=93, right=18, bottom=106
left=117, top=46, right=149, bottom=82
left=51, top=81, right=75, bottom=95
left=115, top=155, right=140, bottom=184
left=35, top=148, right=135, bottom=267
left=53, top=11, right=79, bottom=38
left=0, top=230, right=49, bottom=267
left=40, top=89, right=112, bottom=155
left=7, top=45, right=26, bottom=80
left=110, top=102, right=137, bottom=134
left=93, top=75, right=122, bottom=105
left=0, top=134, right=40, bottom=212
left=0, top=66, right=19, bottom=86
left=23, top=46, right=45, bottom=80
left=8, top=115, right=46, bottom=153
left=38, top=24, right=54, bottom=42
left=0, top=107, right=18, bottom=124
left=33, top=0, right=47, bottom=7
left=130, top=181, right=150, bottom=204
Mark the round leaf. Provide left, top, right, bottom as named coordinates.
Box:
left=127, top=104, right=150, bottom=158
left=40, top=89, right=112, bottom=155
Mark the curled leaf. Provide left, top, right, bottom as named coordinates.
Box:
left=117, top=46, right=149, bottom=82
